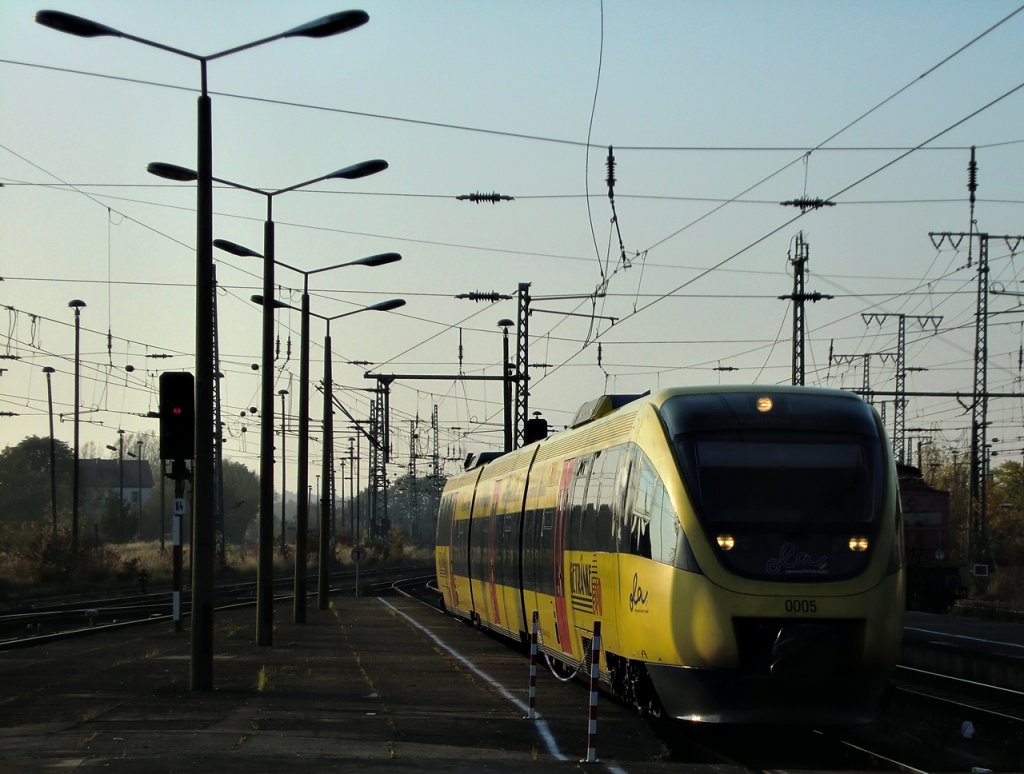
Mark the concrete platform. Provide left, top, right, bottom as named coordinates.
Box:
left=0, top=593, right=702, bottom=773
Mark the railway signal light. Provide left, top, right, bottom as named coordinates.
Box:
left=159, top=371, right=194, bottom=461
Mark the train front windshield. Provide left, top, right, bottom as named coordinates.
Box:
left=690, top=440, right=871, bottom=524
left=661, top=391, right=886, bottom=581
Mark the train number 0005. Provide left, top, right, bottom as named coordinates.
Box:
left=784, top=599, right=817, bottom=613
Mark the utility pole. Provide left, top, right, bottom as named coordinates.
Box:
left=431, top=405, right=440, bottom=478
left=515, top=283, right=531, bottom=448
left=779, top=232, right=832, bottom=386
left=368, top=380, right=392, bottom=542
left=455, top=284, right=606, bottom=447
left=861, top=313, right=942, bottom=463
left=927, top=230, right=1024, bottom=571
left=830, top=351, right=895, bottom=406
left=408, top=418, right=418, bottom=540
left=211, top=263, right=225, bottom=566
left=927, top=147, right=1024, bottom=573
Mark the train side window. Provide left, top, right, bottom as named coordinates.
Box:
left=593, top=447, right=621, bottom=553
left=626, top=453, right=654, bottom=559
left=613, top=449, right=632, bottom=551
left=649, top=478, right=679, bottom=565
left=453, top=519, right=469, bottom=576
left=536, top=503, right=555, bottom=595
left=435, top=495, right=454, bottom=546
left=569, top=455, right=593, bottom=550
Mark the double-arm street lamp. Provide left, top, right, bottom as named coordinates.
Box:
left=253, top=294, right=405, bottom=609
left=225, top=239, right=401, bottom=622
left=153, top=159, right=387, bottom=644
left=38, top=6, right=373, bottom=687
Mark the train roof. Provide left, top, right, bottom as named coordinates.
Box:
left=457, top=384, right=866, bottom=473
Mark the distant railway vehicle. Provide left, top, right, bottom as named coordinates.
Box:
left=899, top=463, right=965, bottom=612
left=435, top=386, right=905, bottom=724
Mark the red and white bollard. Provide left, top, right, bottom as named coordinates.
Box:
left=583, top=620, right=601, bottom=763
left=527, top=610, right=539, bottom=719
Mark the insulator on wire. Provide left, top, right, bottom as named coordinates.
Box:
left=968, top=145, right=978, bottom=204
left=456, top=191, right=513, bottom=204
left=606, top=146, right=616, bottom=192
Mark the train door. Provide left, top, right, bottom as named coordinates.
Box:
left=497, top=468, right=528, bottom=639
left=452, top=472, right=482, bottom=619
left=485, top=479, right=505, bottom=629
left=522, top=459, right=554, bottom=635
left=552, top=458, right=575, bottom=654
left=435, top=492, right=456, bottom=610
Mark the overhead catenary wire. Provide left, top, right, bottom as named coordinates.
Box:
left=4, top=6, right=1024, bottom=462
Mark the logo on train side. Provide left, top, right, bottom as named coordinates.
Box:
left=628, top=572, right=649, bottom=613
left=570, top=560, right=602, bottom=615
left=765, top=541, right=828, bottom=576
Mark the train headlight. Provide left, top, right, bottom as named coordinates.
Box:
left=755, top=396, right=773, bottom=413
left=848, top=536, right=870, bottom=552
left=716, top=534, right=736, bottom=551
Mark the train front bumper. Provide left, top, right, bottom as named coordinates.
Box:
left=647, top=662, right=890, bottom=725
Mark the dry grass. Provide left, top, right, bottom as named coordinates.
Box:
left=0, top=522, right=433, bottom=603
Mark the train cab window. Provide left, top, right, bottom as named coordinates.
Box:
left=593, top=447, right=622, bottom=553
left=625, top=455, right=655, bottom=559
left=623, top=449, right=698, bottom=571
left=691, top=440, right=874, bottom=524
left=648, top=479, right=679, bottom=565
left=661, top=391, right=883, bottom=528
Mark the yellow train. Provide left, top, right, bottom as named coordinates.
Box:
left=435, top=386, right=904, bottom=724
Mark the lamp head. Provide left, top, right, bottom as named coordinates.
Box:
left=251, top=294, right=290, bottom=310
left=330, top=159, right=388, bottom=180
left=215, top=239, right=263, bottom=258
left=282, top=10, right=369, bottom=39
left=148, top=162, right=198, bottom=182
left=353, top=252, right=401, bottom=268
left=68, top=299, right=86, bottom=309
left=368, top=298, right=405, bottom=313
left=36, top=10, right=121, bottom=38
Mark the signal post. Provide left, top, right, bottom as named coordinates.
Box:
left=159, top=373, right=203, bottom=670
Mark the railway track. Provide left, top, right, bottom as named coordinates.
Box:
left=8, top=572, right=1020, bottom=770
left=0, top=564, right=433, bottom=649
left=393, top=578, right=1018, bottom=772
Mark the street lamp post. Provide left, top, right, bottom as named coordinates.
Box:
left=498, top=319, right=514, bottom=453
left=158, top=160, right=388, bottom=639
left=42, top=366, right=58, bottom=534
left=136, top=439, right=144, bottom=539
left=116, top=429, right=125, bottom=541
left=39, top=7, right=372, bottom=684
left=68, top=299, right=86, bottom=555
left=337, top=460, right=345, bottom=545
left=279, top=388, right=289, bottom=555
left=220, top=242, right=399, bottom=623
left=348, top=439, right=356, bottom=538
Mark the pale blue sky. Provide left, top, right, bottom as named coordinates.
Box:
left=2, top=1, right=1024, bottom=485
